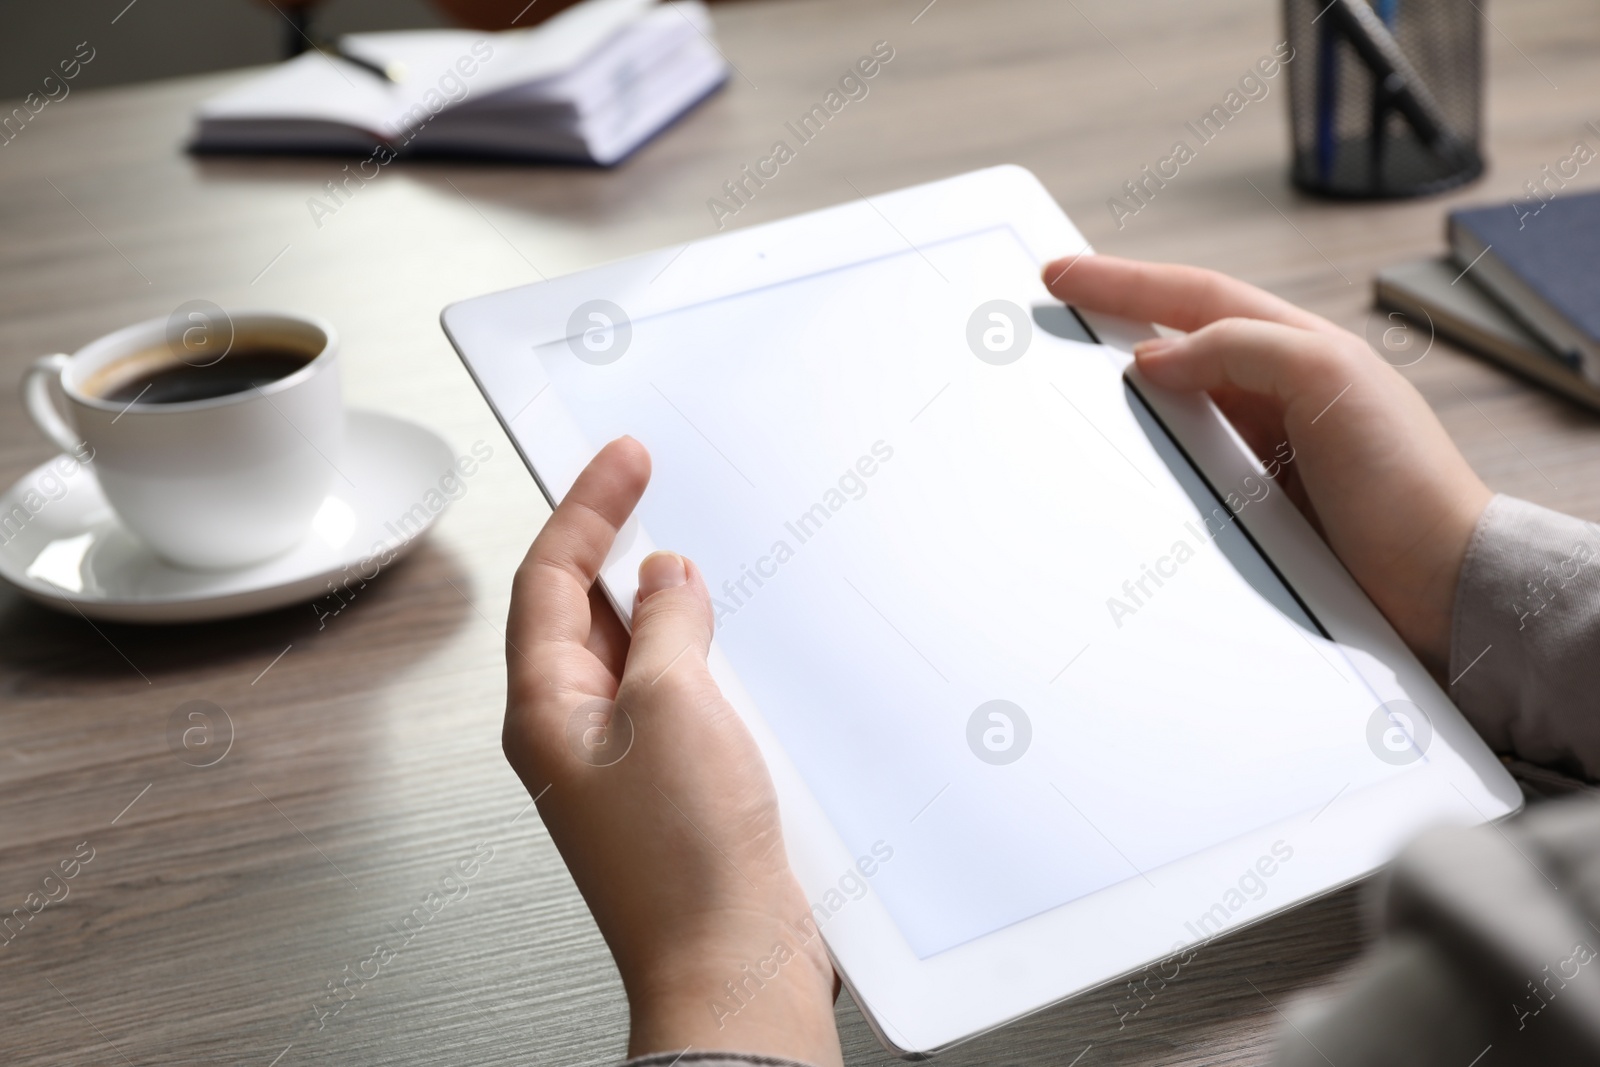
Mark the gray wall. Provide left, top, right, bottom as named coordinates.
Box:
left=1, top=0, right=448, bottom=100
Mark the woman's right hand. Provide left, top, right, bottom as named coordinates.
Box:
left=1043, top=255, right=1492, bottom=677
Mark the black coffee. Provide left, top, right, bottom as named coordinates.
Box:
left=99, top=348, right=313, bottom=405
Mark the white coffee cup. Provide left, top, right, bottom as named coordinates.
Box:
left=22, top=309, right=342, bottom=570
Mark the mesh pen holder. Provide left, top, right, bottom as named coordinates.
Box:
left=1286, top=0, right=1484, bottom=198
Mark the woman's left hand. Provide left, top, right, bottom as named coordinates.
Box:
left=502, top=436, right=842, bottom=1065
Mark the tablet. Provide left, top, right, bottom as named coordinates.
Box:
left=441, top=166, right=1521, bottom=1056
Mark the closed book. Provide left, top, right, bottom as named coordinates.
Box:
left=1375, top=257, right=1600, bottom=414
left=1447, top=188, right=1600, bottom=385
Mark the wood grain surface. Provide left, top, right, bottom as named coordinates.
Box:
left=2, top=0, right=1597, bottom=1064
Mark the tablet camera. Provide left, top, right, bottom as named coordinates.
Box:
left=966, top=300, right=1032, bottom=365
left=566, top=697, right=635, bottom=767
left=166, top=699, right=234, bottom=768
left=566, top=299, right=632, bottom=366
left=966, top=699, right=1031, bottom=765
left=1366, top=699, right=1433, bottom=765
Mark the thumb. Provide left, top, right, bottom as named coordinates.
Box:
left=621, top=551, right=716, bottom=690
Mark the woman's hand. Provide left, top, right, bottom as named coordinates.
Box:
left=1044, top=255, right=1492, bottom=676
left=502, top=437, right=842, bottom=1065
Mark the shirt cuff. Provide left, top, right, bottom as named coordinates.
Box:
left=1449, top=494, right=1600, bottom=779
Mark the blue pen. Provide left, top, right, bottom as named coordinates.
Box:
left=1316, top=21, right=1338, bottom=183
left=1370, top=0, right=1399, bottom=186
left=1320, top=0, right=1402, bottom=186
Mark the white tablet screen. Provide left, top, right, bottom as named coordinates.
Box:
left=532, top=224, right=1402, bottom=959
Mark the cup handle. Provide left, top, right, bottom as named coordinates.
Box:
left=22, top=353, right=88, bottom=457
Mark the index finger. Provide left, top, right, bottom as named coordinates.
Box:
left=1041, top=254, right=1336, bottom=335
left=509, top=436, right=651, bottom=653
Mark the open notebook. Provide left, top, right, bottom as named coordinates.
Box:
left=191, top=0, right=726, bottom=165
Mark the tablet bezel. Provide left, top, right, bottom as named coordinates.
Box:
left=441, top=165, right=1522, bottom=1057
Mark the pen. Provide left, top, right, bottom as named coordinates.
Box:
left=316, top=40, right=406, bottom=84
left=1369, top=0, right=1399, bottom=186
left=1315, top=20, right=1338, bottom=184
left=1327, top=0, right=1459, bottom=159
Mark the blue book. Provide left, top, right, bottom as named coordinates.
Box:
left=1448, top=189, right=1600, bottom=384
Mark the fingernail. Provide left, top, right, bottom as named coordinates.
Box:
left=1134, top=337, right=1181, bottom=358
left=637, top=551, right=688, bottom=600
left=1042, top=256, right=1079, bottom=285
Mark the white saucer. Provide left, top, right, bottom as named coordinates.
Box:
left=0, top=410, right=457, bottom=623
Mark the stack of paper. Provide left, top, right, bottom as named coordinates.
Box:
left=191, top=0, right=727, bottom=165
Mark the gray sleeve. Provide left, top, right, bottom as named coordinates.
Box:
left=1449, top=494, right=1600, bottom=779
left=1274, top=796, right=1600, bottom=1066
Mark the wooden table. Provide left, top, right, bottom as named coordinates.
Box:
left=3, top=0, right=1597, bottom=1064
